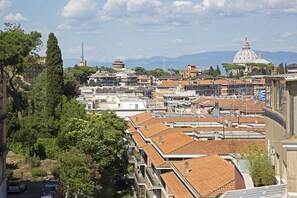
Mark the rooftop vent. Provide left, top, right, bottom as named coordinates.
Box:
left=159, top=135, right=163, bottom=144
left=185, top=161, right=190, bottom=174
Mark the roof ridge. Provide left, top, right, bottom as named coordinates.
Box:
left=168, top=140, right=195, bottom=154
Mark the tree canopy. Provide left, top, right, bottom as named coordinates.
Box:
left=0, top=23, right=42, bottom=119
left=46, top=33, right=64, bottom=118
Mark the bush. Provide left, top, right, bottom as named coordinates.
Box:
left=32, top=168, right=47, bottom=178
left=29, top=156, right=41, bottom=167
left=6, top=169, right=13, bottom=179
left=51, top=165, right=61, bottom=179
left=32, top=138, right=63, bottom=160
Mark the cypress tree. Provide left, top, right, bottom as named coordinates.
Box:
left=46, top=33, right=64, bottom=118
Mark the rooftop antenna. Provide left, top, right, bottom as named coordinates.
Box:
left=81, top=42, right=84, bottom=61
left=79, top=42, right=87, bottom=66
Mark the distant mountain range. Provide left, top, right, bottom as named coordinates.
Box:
left=63, top=51, right=297, bottom=71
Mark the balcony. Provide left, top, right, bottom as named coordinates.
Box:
left=133, top=149, right=146, bottom=166
left=146, top=167, right=162, bottom=189
left=146, top=190, right=155, bottom=198
left=135, top=169, right=145, bottom=185
left=126, top=135, right=136, bottom=147
left=126, top=150, right=136, bottom=164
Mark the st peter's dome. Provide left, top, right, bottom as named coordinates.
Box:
left=233, top=37, right=258, bottom=64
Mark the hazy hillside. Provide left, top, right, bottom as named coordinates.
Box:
left=64, top=51, right=297, bottom=71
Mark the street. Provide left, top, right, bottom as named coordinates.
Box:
left=7, top=181, right=46, bottom=198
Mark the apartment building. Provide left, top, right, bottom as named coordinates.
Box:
left=125, top=112, right=266, bottom=197
left=264, top=74, right=297, bottom=196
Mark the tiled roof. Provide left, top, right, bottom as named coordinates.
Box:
left=171, top=140, right=265, bottom=155
left=139, top=122, right=168, bottom=138
left=177, top=127, right=265, bottom=133
left=129, top=112, right=154, bottom=126
left=161, top=116, right=265, bottom=124
left=173, top=155, right=235, bottom=197
left=127, top=122, right=137, bottom=134
left=151, top=128, right=193, bottom=154
left=143, top=144, right=166, bottom=167
left=132, top=134, right=146, bottom=148
left=161, top=172, right=194, bottom=198
left=157, top=80, right=190, bottom=87
left=192, top=98, right=265, bottom=113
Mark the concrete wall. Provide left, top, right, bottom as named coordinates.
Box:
left=0, top=179, right=6, bottom=198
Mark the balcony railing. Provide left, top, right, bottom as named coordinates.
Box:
left=146, top=167, right=162, bottom=188
left=135, top=169, right=145, bottom=185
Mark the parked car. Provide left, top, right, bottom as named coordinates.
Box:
left=7, top=181, right=27, bottom=193
left=45, top=179, right=59, bottom=188
left=42, top=186, right=57, bottom=196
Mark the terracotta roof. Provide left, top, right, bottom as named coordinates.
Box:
left=157, top=80, right=190, bottom=87
left=173, top=155, right=235, bottom=197
left=132, top=133, right=146, bottom=148
left=127, top=122, right=137, bottom=134
left=139, top=122, right=168, bottom=138
left=161, top=116, right=265, bottom=124
left=129, top=112, right=154, bottom=126
left=151, top=128, right=193, bottom=154
left=171, top=140, right=265, bottom=155
left=161, top=171, right=194, bottom=198
left=176, top=127, right=265, bottom=132
left=143, top=144, right=166, bottom=167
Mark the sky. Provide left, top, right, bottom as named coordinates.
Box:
left=1, top=0, right=297, bottom=63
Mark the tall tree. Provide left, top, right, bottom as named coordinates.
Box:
left=208, top=66, right=215, bottom=76
left=278, top=63, right=284, bottom=74
left=0, top=23, right=42, bottom=119
left=216, top=65, right=221, bottom=76
left=46, top=33, right=64, bottom=118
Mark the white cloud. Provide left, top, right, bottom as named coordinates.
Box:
left=4, top=12, right=27, bottom=22
left=58, top=0, right=297, bottom=31
left=0, top=0, right=11, bottom=17
left=60, top=0, right=98, bottom=19
left=281, top=31, right=297, bottom=39
left=101, top=0, right=162, bottom=19
left=0, top=0, right=11, bottom=11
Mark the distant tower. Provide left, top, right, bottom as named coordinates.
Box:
left=79, top=42, right=87, bottom=66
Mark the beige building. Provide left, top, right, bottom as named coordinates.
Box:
left=264, top=74, right=297, bottom=196
left=179, top=64, right=200, bottom=79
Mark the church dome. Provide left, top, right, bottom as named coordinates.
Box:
left=233, top=37, right=258, bottom=64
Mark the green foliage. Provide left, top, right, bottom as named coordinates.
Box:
left=6, top=169, right=13, bottom=179
left=222, top=63, right=245, bottom=71
left=278, top=63, right=284, bottom=74
left=32, top=138, right=63, bottom=160
left=60, top=111, right=128, bottom=196
left=242, top=143, right=275, bottom=187
left=67, top=65, right=97, bottom=84
left=147, top=68, right=169, bottom=78
left=63, top=70, right=80, bottom=98
left=29, top=156, right=41, bottom=167
left=59, top=148, right=100, bottom=197
left=50, top=165, right=61, bottom=179
left=134, top=67, right=147, bottom=75
left=46, top=32, right=64, bottom=118
left=32, top=168, right=47, bottom=177
left=0, top=23, right=42, bottom=119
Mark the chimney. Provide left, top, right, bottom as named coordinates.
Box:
left=159, top=135, right=163, bottom=144
left=184, top=161, right=190, bottom=174
left=144, top=125, right=147, bottom=130
left=136, top=116, right=138, bottom=122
